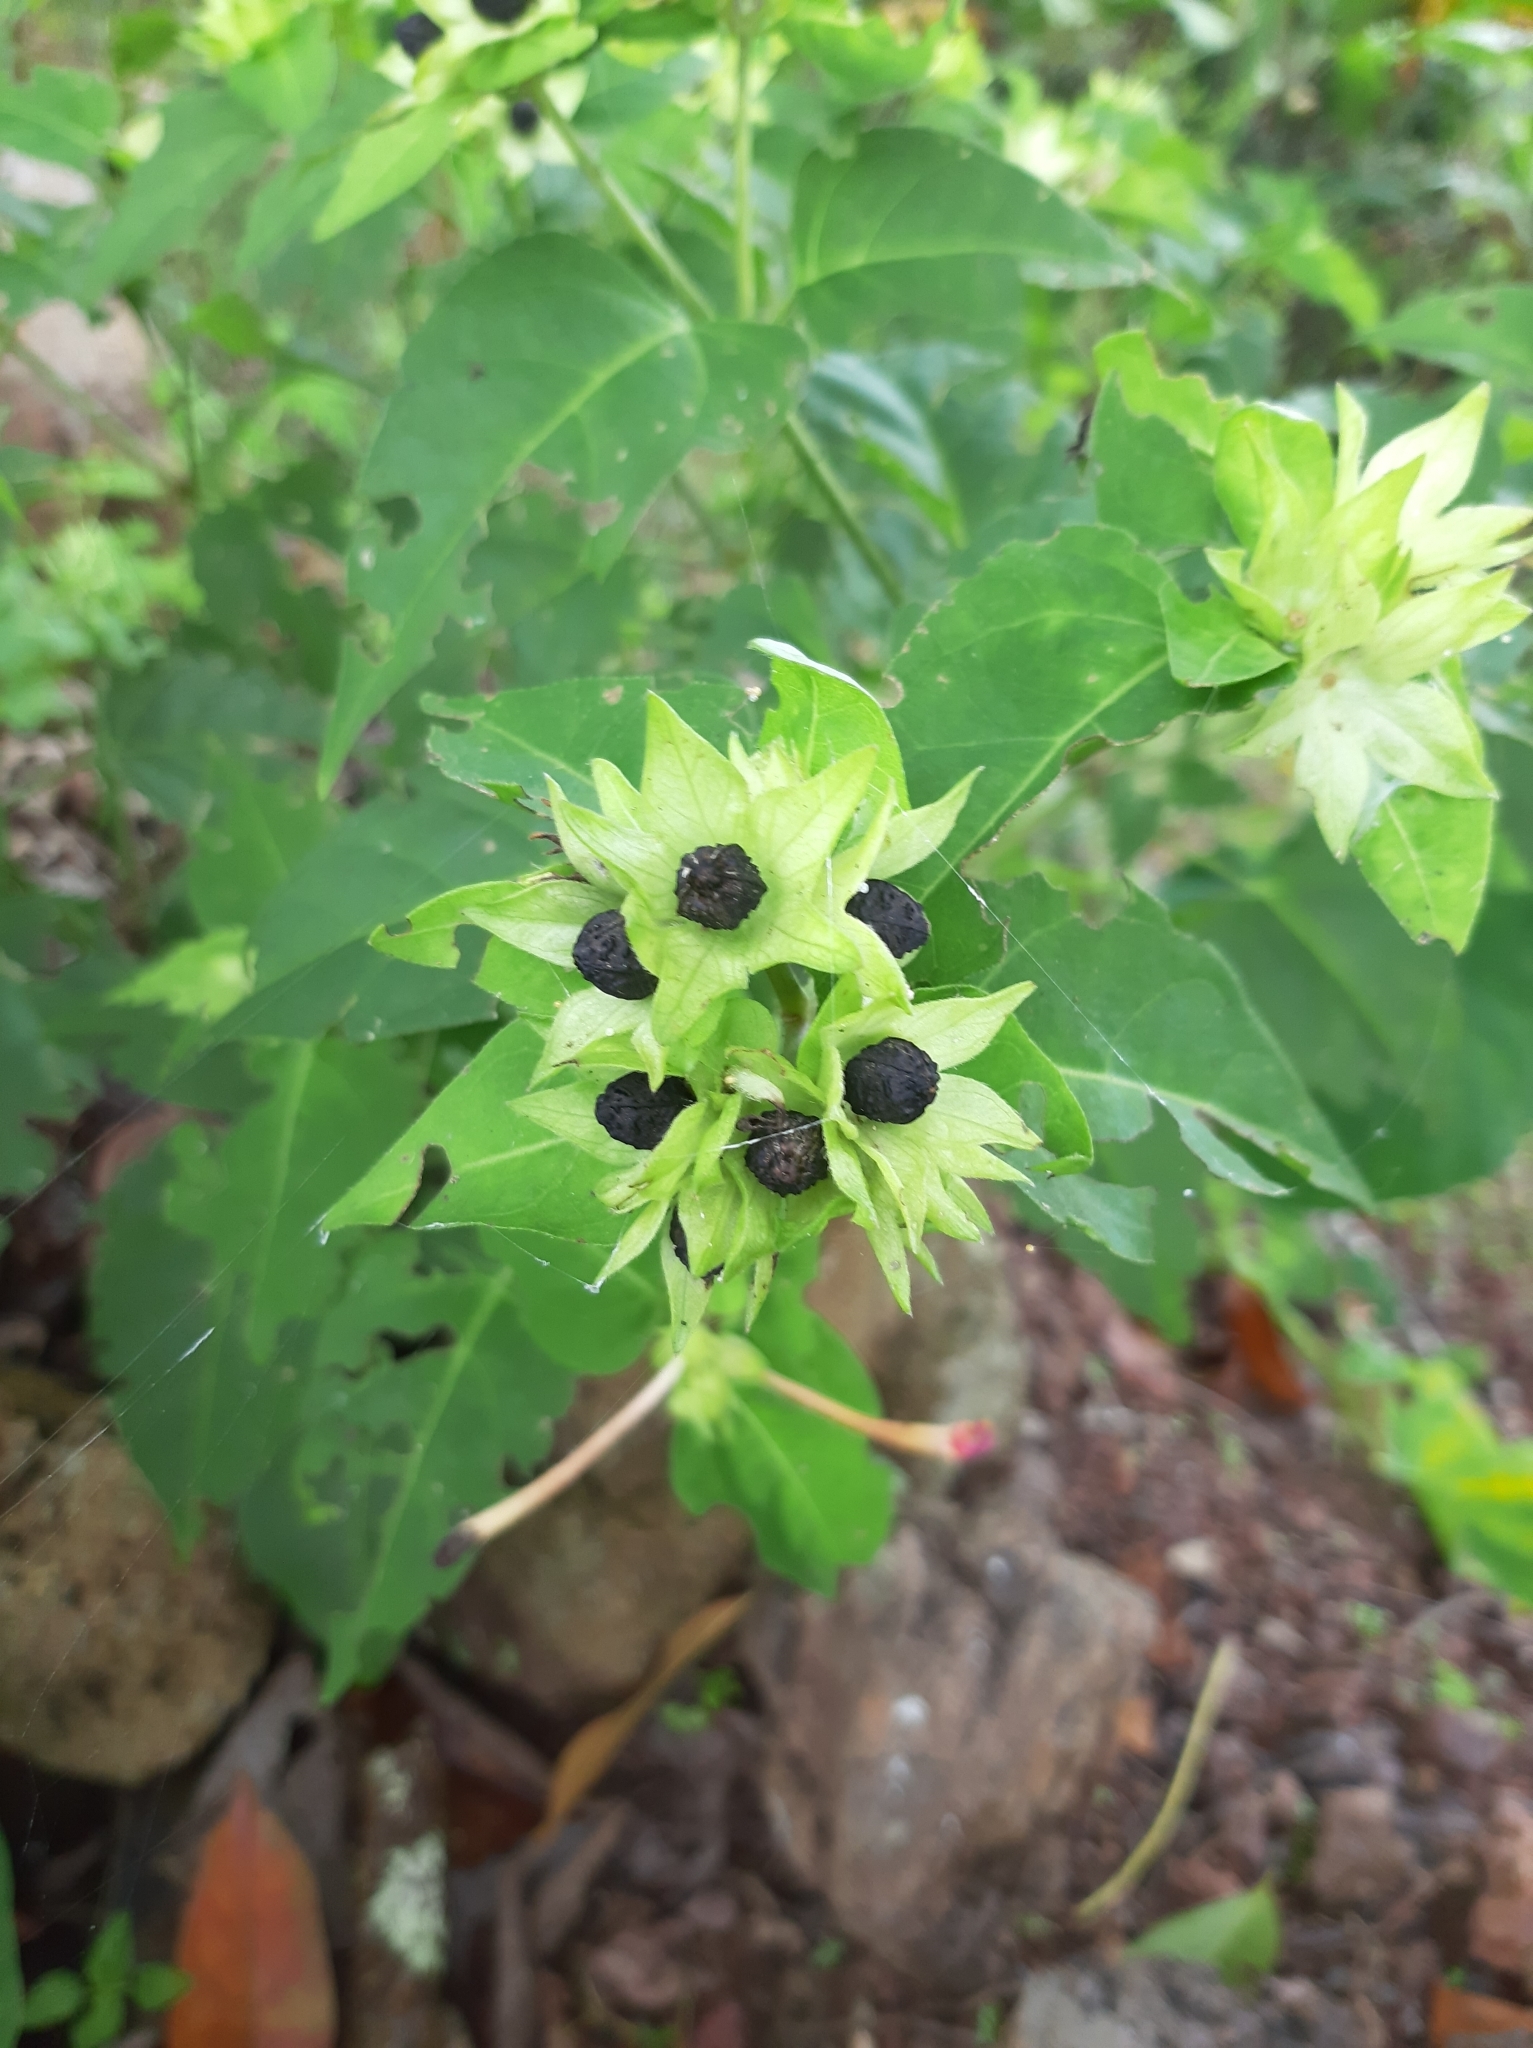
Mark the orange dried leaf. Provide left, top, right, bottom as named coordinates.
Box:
left=167, top=1774, right=337, bottom=2048
left=1430, top=1979, right=1533, bottom=2043
left=536, top=1595, right=751, bottom=1842
left=1224, top=1278, right=1308, bottom=1414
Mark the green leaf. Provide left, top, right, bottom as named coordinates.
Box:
left=1014, top=1171, right=1155, bottom=1263
left=670, top=1283, right=894, bottom=1594
left=1213, top=403, right=1335, bottom=553
left=325, top=1017, right=619, bottom=1257
left=1384, top=1359, right=1533, bottom=1601
left=459, top=16, right=597, bottom=90
left=1090, top=375, right=1228, bottom=553
left=320, top=237, right=698, bottom=789
left=889, top=526, right=1185, bottom=881
left=785, top=12, right=939, bottom=103
left=792, top=127, right=1145, bottom=341
left=1247, top=170, right=1381, bottom=332
left=1372, top=285, right=1533, bottom=387
left=130, top=1965, right=191, bottom=2014
left=757, top=641, right=906, bottom=802
left=69, top=1988, right=125, bottom=2048
left=1159, top=583, right=1291, bottom=689
left=1130, top=1882, right=1282, bottom=1987
left=74, top=88, right=274, bottom=300
left=239, top=1235, right=574, bottom=1698
left=313, top=98, right=457, bottom=242
left=1177, top=828, right=1533, bottom=1201
left=227, top=7, right=336, bottom=135
left=1093, top=330, right=1235, bottom=456
left=957, top=1013, right=1093, bottom=1172
left=803, top=352, right=964, bottom=542
left=235, top=68, right=398, bottom=272
left=933, top=871, right=1365, bottom=1203
left=694, top=322, right=809, bottom=456
left=81, top=1915, right=133, bottom=1994
left=0, top=1840, right=16, bottom=2048
left=1355, top=785, right=1493, bottom=953
left=21, top=1972, right=83, bottom=2030
left=0, top=977, right=87, bottom=1197
left=426, top=674, right=756, bottom=806
left=0, top=65, right=117, bottom=171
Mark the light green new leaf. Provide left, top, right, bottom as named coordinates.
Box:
left=1213, top=403, right=1334, bottom=552
left=0, top=1833, right=20, bottom=2048
left=756, top=640, right=906, bottom=800
left=459, top=17, right=596, bottom=91
left=889, top=526, right=1186, bottom=885
left=240, top=1235, right=575, bottom=1698
left=1130, top=1883, right=1281, bottom=1986
left=1382, top=1359, right=1533, bottom=1605
left=313, top=98, right=456, bottom=241
left=670, top=1283, right=893, bottom=1594
left=167, top=1039, right=420, bottom=1362
left=1372, top=285, right=1533, bottom=388
left=1160, top=583, right=1291, bottom=689
left=792, top=127, right=1145, bottom=340
left=785, top=12, right=939, bottom=103
left=74, top=89, right=274, bottom=301
left=1355, top=785, right=1493, bottom=953
left=1093, top=330, right=1235, bottom=455
left=321, top=237, right=698, bottom=790
left=0, top=64, right=118, bottom=172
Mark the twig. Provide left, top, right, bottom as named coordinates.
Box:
left=435, top=1354, right=686, bottom=1566
left=1, top=328, right=180, bottom=486
left=1073, top=1635, right=1244, bottom=1923
left=781, top=413, right=902, bottom=604
left=758, top=1366, right=995, bottom=1461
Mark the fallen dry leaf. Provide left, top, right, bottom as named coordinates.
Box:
left=1430, top=1979, right=1533, bottom=2043
left=535, top=1594, right=751, bottom=1842
left=167, top=1772, right=337, bottom=2048
left=1224, top=1277, right=1308, bottom=1413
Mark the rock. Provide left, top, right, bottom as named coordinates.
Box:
left=1007, top=1958, right=1355, bottom=2047
left=1287, top=1720, right=1402, bottom=1792
left=744, top=1492, right=1154, bottom=1980
left=807, top=1214, right=1030, bottom=1461
left=1309, top=1785, right=1420, bottom=1910
left=0, top=298, right=162, bottom=458
left=430, top=1365, right=753, bottom=1718
left=1164, top=1537, right=1221, bottom=1590
left=1254, top=1615, right=1306, bottom=1659
left=1426, top=1703, right=1511, bottom=1777
left=1470, top=1788, right=1533, bottom=1982
left=587, top=1924, right=685, bottom=2016
left=353, top=1729, right=452, bottom=2048
left=0, top=1399, right=273, bottom=1783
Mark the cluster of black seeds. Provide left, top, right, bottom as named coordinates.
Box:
left=572, top=910, right=658, bottom=1000
left=508, top=99, right=539, bottom=136
left=668, top=1210, right=723, bottom=1281
left=846, top=878, right=929, bottom=960
left=843, top=1038, right=940, bottom=1125
left=595, top=1072, right=696, bottom=1152
left=743, top=1109, right=828, bottom=1196
left=392, top=10, right=443, bottom=56
left=675, top=844, right=766, bottom=930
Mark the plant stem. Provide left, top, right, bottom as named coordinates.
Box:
left=758, top=1367, right=996, bottom=1460
left=533, top=92, right=903, bottom=608
left=781, top=413, right=902, bottom=604
left=1073, top=1636, right=1244, bottom=1922
left=534, top=93, right=714, bottom=324
left=434, top=1353, right=687, bottom=1566
left=732, top=3, right=757, bottom=320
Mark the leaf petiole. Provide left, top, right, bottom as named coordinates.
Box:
left=757, top=1365, right=995, bottom=1461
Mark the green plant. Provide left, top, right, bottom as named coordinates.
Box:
left=18, top=1914, right=188, bottom=2048
left=4, top=0, right=1533, bottom=1691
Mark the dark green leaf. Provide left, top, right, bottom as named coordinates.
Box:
left=0, top=1822, right=20, bottom=2048
left=889, top=526, right=1185, bottom=881
left=21, top=1971, right=82, bottom=2029
left=0, top=978, right=88, bottom=1197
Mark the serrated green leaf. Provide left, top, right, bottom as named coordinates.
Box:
left=669, top=1284, right=893, bottom=1593
left=1159, top=582, right=1291, bottom=689
left=1372, top=285, right=1533, bottom=387
left=1355, top=785, right=1493, bottom=952
left=75, top=88, right=274, bottom=300
left=793, top=127, right=1145, bottom=340
left=0, top=64, right=117, bottom=171
left=1090, top=376, right=1227, bottom=552
left=1014, top=1172, right=1155, bottom=1262
left=321, top=238, right=699, bottom=788
left=889, top=526, right=1185, bottom=883
left=1093, top=330, right=1234, bottom=456
left=1130, top=1882, right=1281, bottom=1986
left=240, top=1235, right=574, bottom=1698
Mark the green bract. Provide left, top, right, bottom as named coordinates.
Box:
left=1209, top=385, right=1530, bottom=859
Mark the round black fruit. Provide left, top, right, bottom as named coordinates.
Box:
left=846, top=878, right=930, bottom=959
left=675, top=843, right=766, bottom=930
left=595, top=1073, right=696, bottom=1151
left=843, top=1038, right=940, bottom=1125
left=508, top=99, right=539, bottom=135
left=668, top=1209, right=723, bottom=1281
left=743, top=1109, right=828, bottom=1196
left=472, top=0, right=533, bottom=20
left=393, top=10, right=443, bottom=56
left=572, top=910, right=658, bottom=1000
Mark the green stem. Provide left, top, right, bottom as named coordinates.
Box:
left=732, top=7, right=756, bottom=320
left=534, top=90, right=903, bottom=608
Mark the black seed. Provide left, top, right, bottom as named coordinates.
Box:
left=572, top=909, right=658, bottom=1000
left=675, top=843, right=766, bottom=930
left=743, top=1109, right=828, bottom=1196
left=844, top=1037, right=940, bottom=1125
left=669, top=1209, right=722, bottom=1282
left=393, top=10, right=443, bottom=56
left=508, top=98, right=539, bottom=136
left=846, top=878, right=930, bottom=959
left=472, top=0, right=532, bottom=18
left=595, top=1072, right=696, bottom=1151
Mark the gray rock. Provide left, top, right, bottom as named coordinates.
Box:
left=1009, top=1959, right=1355, bottom=2047
left=1309, top=1785, right=1421, bottom=1910
left=1286, top=1720, right=1402, bottom=1792
left=745, top=1495, right=1154, bottom=1980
